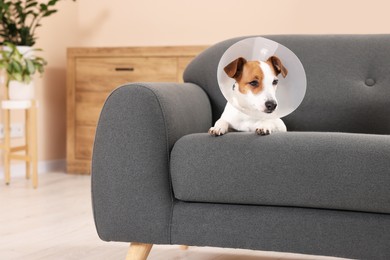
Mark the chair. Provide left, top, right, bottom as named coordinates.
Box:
left=92, top=35, right=390, bottom=260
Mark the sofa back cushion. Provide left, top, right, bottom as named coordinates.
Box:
left=184, top=35, right=390, bottom=134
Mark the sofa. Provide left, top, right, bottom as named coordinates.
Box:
left=91, top=35, right=390, bottom=260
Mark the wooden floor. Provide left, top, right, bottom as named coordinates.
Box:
left=0, top=172, right=349, bottom=260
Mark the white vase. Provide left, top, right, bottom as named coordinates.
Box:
left=8, top=80, right=35, bottom=100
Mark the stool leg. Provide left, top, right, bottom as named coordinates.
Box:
left=29, top=103, right=38, bottom=189
left=4, top=109, right=11, bottom=185
left=25, top=109, right=30, bottom=180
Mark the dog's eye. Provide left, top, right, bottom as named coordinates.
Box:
left=272, top=79, right=279, bottom=85
left=249, top=81, right=259, bottom=87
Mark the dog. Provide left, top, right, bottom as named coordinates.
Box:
left=209, top=55, right=288, bottom=136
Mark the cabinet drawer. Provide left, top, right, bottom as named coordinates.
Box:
left=75, top=126, right=96, bottom=160
left=75, top=57, right=177, bottom=92
left=76, top=92, right=109, bottom=126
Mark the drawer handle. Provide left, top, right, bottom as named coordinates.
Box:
left=115, top=67, right=134, bottom=71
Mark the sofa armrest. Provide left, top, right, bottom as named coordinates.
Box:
left=91, top=82, right=212, bottom=244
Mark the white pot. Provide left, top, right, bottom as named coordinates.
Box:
left=8, top=80, right=35, bottom=100
left=2, top=45, right=33, bottom=57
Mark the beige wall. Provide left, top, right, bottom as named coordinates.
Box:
left=33, top=1, right=78, bottom=162
left=76, top=0, right=390, bottom=47
left=29, top=0, right=390, bottom=162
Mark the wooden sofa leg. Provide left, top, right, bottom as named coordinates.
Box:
left=180, top=245, right=189, bottom=250
left=126, top=242, right=153, bottom=260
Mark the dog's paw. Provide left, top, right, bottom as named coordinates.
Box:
left=256, top=128, right=271, bottom=136
left=208, top=127, right=227, bottom=136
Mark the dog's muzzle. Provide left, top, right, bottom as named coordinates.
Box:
left=265, top=100, right=277, bottom=113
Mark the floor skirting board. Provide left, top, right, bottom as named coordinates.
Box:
left=0, top=159, right=66, bottom=179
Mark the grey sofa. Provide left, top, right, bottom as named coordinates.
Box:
left=92, top=35, right=390, bottom=260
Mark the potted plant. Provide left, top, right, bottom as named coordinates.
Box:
left=0, top=0, right=75, bottom=99
left=0, top=0, right=76, bottom=46
left=0, top=42, right=46, bottom=100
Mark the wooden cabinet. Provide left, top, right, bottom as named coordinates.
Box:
left=67, top=46, right=206, bottom=174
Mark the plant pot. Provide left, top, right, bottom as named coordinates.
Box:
left=8, top=80, right=35, bottom=100
left=2, top=45, right=33, bottom=57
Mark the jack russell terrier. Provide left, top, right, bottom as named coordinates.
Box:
left=209, top=55, right=288, bottom=136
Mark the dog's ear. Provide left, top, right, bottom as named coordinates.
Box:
left=267, top=56, right=288, bottom=78
left=224, top=57, right=247, bottom=79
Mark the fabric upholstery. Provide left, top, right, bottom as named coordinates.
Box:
left=172, top=202, right=390, bottom=260
left=171, top=132, right=390, bottom=214
left=92, top=35, right=390, bottom=260
left=184, top=34, right=390, bottom=134
left=92, top=83, right=211, bottom=243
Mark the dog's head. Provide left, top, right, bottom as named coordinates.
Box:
left=224, top=56, right=288, bottom=114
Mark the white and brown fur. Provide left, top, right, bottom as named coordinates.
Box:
left=209, top=55, right=288, bottom=136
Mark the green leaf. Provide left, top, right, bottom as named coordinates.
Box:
left=26, top=2, right=38, bottom=9
left=48, top=0, right=58, bottom=6
left=23, top=75, right=31, bottom=83
left=43, top=9, right=57, bottom=17
left=11, top=60, right=23, bottom=73
left=24, top=10, right=35, bottom=16
left=13, top=72, right=23, bottom=82
left=39, top=3, right=47, bottom=11
left=4, top=3, right=11, bottom=11
left=26, top=59, right=35, bottom=74
left=38, top=65, right=45, bottom=73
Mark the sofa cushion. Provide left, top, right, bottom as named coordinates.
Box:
left=170, top=132, right=390, bottom=214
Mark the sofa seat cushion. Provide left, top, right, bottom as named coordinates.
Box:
left=170, top=132, right=390, bottom=214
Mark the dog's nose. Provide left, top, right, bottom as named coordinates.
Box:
left=265, top=100, right=277, bottom=113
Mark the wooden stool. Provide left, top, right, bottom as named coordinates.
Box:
left=1, top=100, right=38, bottom=188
